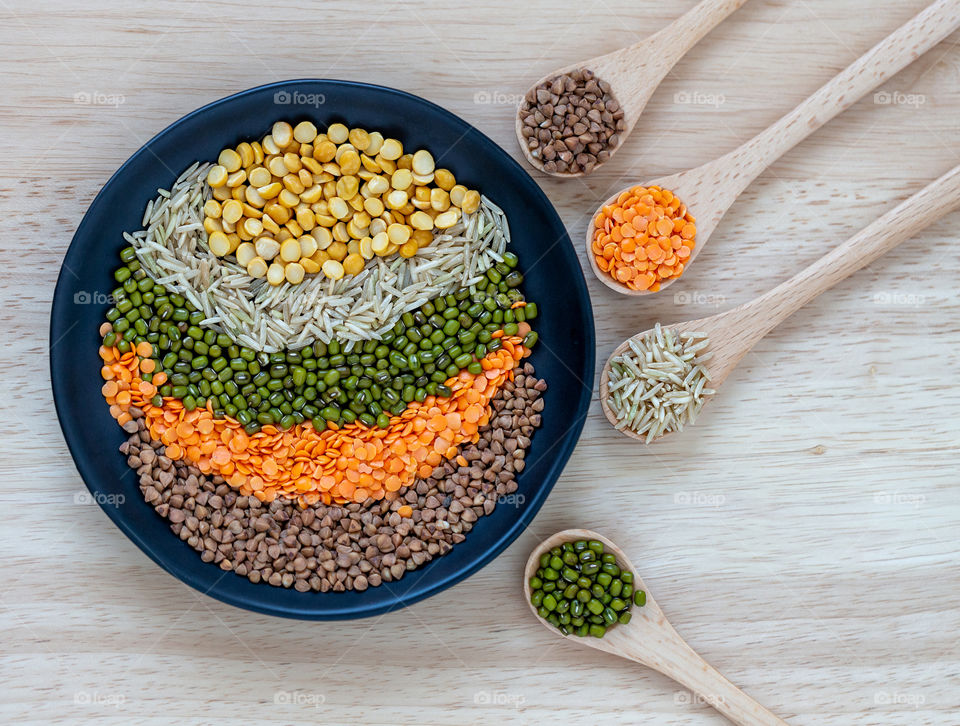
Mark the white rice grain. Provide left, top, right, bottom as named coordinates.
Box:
left=606, top=324, right=715, bottom=443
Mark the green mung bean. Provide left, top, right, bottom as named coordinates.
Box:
left=528, top=538, right=645, bottom=639
left=102, top=246, right=539, bottom=429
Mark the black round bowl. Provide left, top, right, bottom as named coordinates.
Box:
left=50, top=79, right=594, bottom=619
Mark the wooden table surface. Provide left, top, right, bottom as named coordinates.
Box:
left=2, top=1, right=958, bottom=723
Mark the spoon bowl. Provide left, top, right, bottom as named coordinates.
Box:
left=516, top=0, right=749, bottom=178
left=525, top=529, right=789, bottom=725
left=523, top=529, right=675, bottom=659
left=598, top=316, right=729, bottom=442
left=586, top=167, right=733, bottom=296
left=587, top=0, right=960, bottom=294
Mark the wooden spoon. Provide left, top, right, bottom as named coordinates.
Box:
left=525, top=529, right=789, bottom=725
left=599, top=163, right=960, bottom=441
left=587, top=0, right=960, bottom=295
left=516, top=0, right=750, bottom=178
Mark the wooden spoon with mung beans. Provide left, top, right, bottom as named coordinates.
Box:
left=599, top=163, right=960, bottom=441
left=587, top=0, right=960, bottom=295
left=516, top=0, right=750, bottom=177
left=525, top=529, right=790, bottom=725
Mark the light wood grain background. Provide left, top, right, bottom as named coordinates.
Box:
left=2, top=1, right=958, bottom=724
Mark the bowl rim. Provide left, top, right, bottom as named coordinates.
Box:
left=50, top=78, right=595, bottom=619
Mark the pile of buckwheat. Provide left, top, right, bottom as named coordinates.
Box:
left=519, top=69, right=625, bottom=174
left=120, top=364, right=546, bottom=592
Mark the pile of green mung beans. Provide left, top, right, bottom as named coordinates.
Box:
left=101, top=246, right=538, bottom=434
left=529, top=539, right=645, bottom=637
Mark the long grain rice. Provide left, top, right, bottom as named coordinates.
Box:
left=606, top=324, right=715, bottom=443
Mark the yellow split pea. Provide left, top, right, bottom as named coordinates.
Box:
left=204, top=120, right=483, bottom=286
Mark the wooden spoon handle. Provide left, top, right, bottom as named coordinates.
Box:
left=651, top=0, right=751, bottom=67
left=717, top=0, right=960, bottom=198
left=637, top=635, right=789, bottom=725
left=603, top=0, right=750, bottom=124
left=748, top=163, right=960, bottom=336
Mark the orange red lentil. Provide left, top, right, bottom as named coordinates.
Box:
left=591, top=185, right=696, bottom=292
left=99, top=338, right=529, bottom=506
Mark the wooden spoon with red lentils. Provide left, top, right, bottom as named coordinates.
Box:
left=588, top=0, right=960, bottom=295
